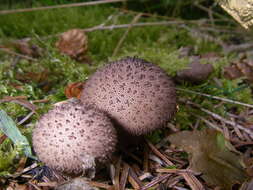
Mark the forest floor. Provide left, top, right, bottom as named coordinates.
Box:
left=0, top=1, right=253, bottom=190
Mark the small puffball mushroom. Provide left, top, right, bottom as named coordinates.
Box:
left=80, top=57, right=176, bottom=135
left=32, top=99, right=117, bottom=175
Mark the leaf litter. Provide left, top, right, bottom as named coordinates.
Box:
left=0, top=2, right=253, bottom=190
left=168, top=129, right=248, bottom=190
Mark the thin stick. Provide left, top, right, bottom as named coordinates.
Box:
left=146, top=140, right=174, bottom=166
left=192, top=113, right=223, bottom=133
left=140, top=174, right=171, bottom=190
left=83, top=21, right=186, bottom=33
left=17, top=111, right=35, bottom=125
left=16, top=20, right=186, bottom=43
left=0, top=47, right=37, bottom=61
left=176, top=87, right=253, bottom=109
left=112, top=13, right=142, bottom=56
left=182, top=99, right=253, bottom=138
left=88, top=181, right=112, bottom=189
left=0, top=0, right=126, bottom=15
left=193, top=2, right=231, bottom=21
left=181, top=172, right=204, bottom=190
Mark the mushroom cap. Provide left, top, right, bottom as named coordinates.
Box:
left=80, top=57, right=176, bottom=135
left=32, top=99, right=117, bottom=175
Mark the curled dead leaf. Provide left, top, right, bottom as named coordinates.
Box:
left=56, top=29, right=89, bottom=63
left=65, top=82, right=84, bottom=99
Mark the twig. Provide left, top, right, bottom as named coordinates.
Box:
left=156, top=168, right=192, bottom=174
left=83, top=21, right=186, bottom=32
left=224, top=43, right=253, bottom=53
left=128, top=168, right=143, bottom=189
left=140, top=174, right=171, bottom=190
left=31, top=99, right=49, bottom=103
left=0, top=47, right=37, bottom=61
left=17, top=111, right=35, bottom=125
left=0, top=0, right=126, bottom=15
left=181, top=172, right=204, bottom=190
left=146, top=140, right=174, bottom=166
left=88, top=181, right=112, bottom=189
left=181, top=24, right=226, bottom=47
left=176, top=87, right=253, bottom=109
left=192, top=113, right=223, bottom=133
left=193, top=2, right=231, bottom=22
left=16, top=21, right=187, bottom=43
left=112, top=13, right=142, bottom=56
left=182, top=99, right=253, bottom=138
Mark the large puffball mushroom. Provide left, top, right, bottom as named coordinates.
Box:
left=32, top=99, right=117, bottom=176
left=80, top=57, right=176, bottom=135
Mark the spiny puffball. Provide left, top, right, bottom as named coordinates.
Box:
left=80, top=57, right=176, bottom=135
left=32, top=99, right=117, bottom=175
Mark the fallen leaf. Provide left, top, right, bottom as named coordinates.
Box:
left=168, top=129, right=248, bottom=189
left=15, top=70, right=53, bottom=92
left=64, top=82, right=84, bottom=99
left=224, top=55, right=253, bottom=82
left=176, top=62, right=214, bottom=83
left=56, top=29, right=89, bottom=63
left=14, top=40, right=42, bottom=58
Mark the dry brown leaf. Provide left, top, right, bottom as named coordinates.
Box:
left=176, top=62, right=214, bottom=83
left=0, top=134, right=7, bottom=145
left=224, top=60, right=253, bottom=82
left=56, top=29, right=88, bottom=63
left=64, top=82, right=84, bottom=99
left=15, top=70, right=49, bottom=83
left=14, top=40, right=42, bottom=58
left=15, top=70, right=53, bottom=92
left=168, top=129, right=248, bottom=190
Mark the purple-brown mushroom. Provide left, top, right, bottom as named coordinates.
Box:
left=80, top=57, right=177, bottom=135
left=32, top=99, right=117, bottom=175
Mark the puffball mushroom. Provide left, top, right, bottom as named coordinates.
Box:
left=80, top=57, right=176, bottom=135
left=32, top=99, right=117, bottom=175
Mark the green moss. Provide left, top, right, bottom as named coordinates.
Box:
left=0, top=139, right=21, bottom=173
